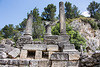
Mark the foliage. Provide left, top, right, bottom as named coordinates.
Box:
left=51, top=21, right=86, bottom=50
left=42, top=4, right=56, bottom=21
left=30, top=7, right=45, bottom=39
left=65, top=1, right=80, bottom=19
left=51, top=23, right=60, bottom=35
left=81, top=17, right=98, bottom=30
left=87, top=1, right=100, bottom=20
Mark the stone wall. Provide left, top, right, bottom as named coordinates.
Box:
left=80, top=50, right=100, bottom=67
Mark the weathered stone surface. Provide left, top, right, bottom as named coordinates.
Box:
left=35, top=51, right=42, bottom=59
left=51, top=61, right=67, bottom=67
left=0, top=44, right=14, bottom=53
left=23, top=44, right=46, bottom=51
left=29, top=60, right=38, bottom=67
left=48, top=51, right=55, bottom=59
left=0, top=51, right=8, bottom=59
left=59, top=1, right=66, bottom=35
left=63, top=44, right=75, bottom=50
left=16, top=36, right=33, bottom=48
left=47, top=45, right=58, bottom=51
left=8, top=65, right=18, bottom=67
left=50, top=52, right=68, bottom=61
left=19, top=65, right=29, bottom=67
left=34, top=41, right=42, bottom=44
left=44, top=35, right=58, bottom=44
left=68, top=61, right=79, bottom=66
left=38, top=60, right=51, bottom=67
left=45, top=24, right=52, bottom=35
left=0, top=59, right=8, bottom=65
left=69, top=54, right=80, bottom=60
left=8, top=48, right=20, bottom=58
left=20, top=50, right=27, bottom=59
left=18, top=60, right=29, bottom=65
left=0, top=65, right=8, bottom=67
left=24, top=14, right=33, bottom=37
left=8, top=59, right=19, bottom=65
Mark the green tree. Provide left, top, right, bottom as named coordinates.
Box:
left=42, top=4, right=56, bottom=21
left=31, top=7, right=44, bottom=39
left=2, top=24, right=14, bottom=38
left=19, top=18, right=27, bottom=31
left=87, top=1, right=100, bottom=18
left=65, top=1, right=80, bottom=19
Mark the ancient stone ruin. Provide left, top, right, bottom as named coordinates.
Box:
left=0, top=1, right=100, bottom=67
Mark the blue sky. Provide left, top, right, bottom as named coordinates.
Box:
left=0, top=0, right=100, bottom=29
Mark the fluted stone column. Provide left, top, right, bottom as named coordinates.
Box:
left=24, top=14, right=33, bottom=39
left=59, top=2, right=66, bottom=35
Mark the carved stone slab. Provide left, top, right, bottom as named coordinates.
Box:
left=50, top=52, right=68, bottom=61
left=23, top=44, right=46, bottom=51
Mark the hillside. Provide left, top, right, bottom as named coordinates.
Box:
left=70, top=18, right=100, bottom=51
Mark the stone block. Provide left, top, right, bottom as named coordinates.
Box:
left=20, top=50, right=27, bottom=59
left=34, top=41, right=42, bottom=44
left=51, top=61, right=67, bottom=67
left=2, top=44, right=14, bottom=53
left=68, top=61, right=79, bottom=66
left=29, top=60, right=38, bottom=67
left=19, top=65, right=29, bottom=67
left=8, top=65, right=18, bottom=67
left=49, top=51, right=55, bottom=59
left=47, top=45, right=58, bottom=51
left=8, top=48, right=20, bottom=58
left=35, top=51, right=42, bottom=59
left=63, top=44, right=75, bottom=50
left=0, top=65, right=8, bottom=67
left=0, top=59, right=8, bottom=65
left=0, top=51, right=8, bottom=59
left=38, top=60, right=51, bottom=67
left=23, top=44, right=46, bottom=51
left=8, top=59, right=19, bottom=65
left=50, top=52, right=68, bottom=61
left=69, top=54, right=80, bottom=60
left=18, top=60, right=29, bottom=65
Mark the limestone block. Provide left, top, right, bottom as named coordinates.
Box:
left=0, top=59, right=8, bottom=65
left=51, top=61, right=67, bottom=67
left=35, top=51, right=42, bottom=59
left=29, top=60, right=38, bottom=67
left=47, top=45, right=58, bottom=51
left=8, top=59, right=19, bottom=65
left=69, top=54, right=80, bottom=60
left=50, top=52, right=68, bottom=61
left=38, top=60, right=51, bottom=67
left=0, top=65, right=8, bottom=67
left=18, top=60, right=29, bottom=65
left=8, top=65, right=18, bottom=67
left=20, top=50, right=27, bottom=59
left=0, top=51, right=8, bottom=59
left=68, top=61, right=79, bottom=66
left=23, top=44, right=46, bottom=51
left=63, top=44, right=75, bottom=50
left=19, top=65, right=29, bottom=67
left=49, top=51, right=55, bottom=59
left=8, top=48, right=20, bottom=58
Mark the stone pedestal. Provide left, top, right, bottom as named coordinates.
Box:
left=45, top=25, right=52, bottom=35
left=35, top=51, right=42, bottom=59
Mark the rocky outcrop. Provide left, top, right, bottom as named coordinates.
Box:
left=70, top=20, right=100, bottom=51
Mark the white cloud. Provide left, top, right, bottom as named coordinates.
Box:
left=81, top=11, right=90, bottom=17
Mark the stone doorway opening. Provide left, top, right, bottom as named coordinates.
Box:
left=27, top=51, right=35, bottom=59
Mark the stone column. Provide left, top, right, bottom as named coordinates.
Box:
left=59, top=2, right=66, bottom=35
left=24, top=14, right=33, bottom=39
